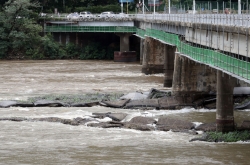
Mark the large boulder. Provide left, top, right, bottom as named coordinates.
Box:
left=92, top=112, right=111, bottom=119
left=87, top=121, right=124, bottom=128
left=195, top=122, right=216, bottom=132
left=122, top=116, right=156, bottom=131
left=0, top=117, right=27, bottom=121
left=0, top=100, right=17, bottom=108
left=238, top=120, right=250, bottom=130
left=147, top=88, right=171, bottom=99
left=120, top=92, right=148, bottom=100
left=124, top=99, right=159, bottom=109
left=123, top=123, right=155, bottom=131
left=158, top=97, right=194, bottom=110
left=34, top=100, right=68, bottom=107
left=156, top=116, right=195, bottom=132
left=129, top=116, right=156, bottom=125
left=101, top=99, right=130, bottom=108
left=107, top=113, right=128, bottom=121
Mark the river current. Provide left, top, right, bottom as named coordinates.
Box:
left=0, top=60, right=250, bottom=165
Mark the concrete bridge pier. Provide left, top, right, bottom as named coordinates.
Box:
left=116, top=33, right=131, bottom=52
left=216, top=70, right=237, bottom=132
left=140, top=38, right=144, bottom=65
left=114, top=33, right=137, bottom=62
left=172, top=53, right=217, bottom=102
left=142, top=37, right=165, bottom=74
left=164, top=45, right=176, bottom=87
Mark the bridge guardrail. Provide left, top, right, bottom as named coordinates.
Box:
left=134, top=14, right=250, bottom=27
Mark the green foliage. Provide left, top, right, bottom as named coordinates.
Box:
left=0, top=0, right=44, bottom=58
left=106, top=44, right=119, bottom=60
left=65, top=43, right=80, bottom=59
left=0, top=40, right=9, bottom=59
left=40, top=34, right=65, bottom=59
left=80, top=42, right=106, bottom=60
left=0, top=0, right=124, bottom=60
left=206, top=131, right=250, bottom=142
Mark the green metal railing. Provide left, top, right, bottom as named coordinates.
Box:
left=137, top=28, right=250, bottom=80
left=136, top=28, right=145, bottom=38
left=44, top=25, right=136, bottom=33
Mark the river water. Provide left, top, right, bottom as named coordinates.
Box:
left=0, top=60, right=250, bottom=165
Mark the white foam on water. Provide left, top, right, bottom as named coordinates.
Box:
left=147, top=107, right=196, bottom=116
left=97, top=117, right=112, bottom=122
left=192, top=122, right=203, bottom=128
left=16, top=107, right=30, bottom=111
left=196, top=131, right=204, bottom=134
left=121, top=112, right=142, bottom=122
left=84, top=121, right=99, bottom=126
left=236, top=109, right=250, bottom=112
left=196, top=108, right=216, bottom=112
left=24, top=89, right=33, bottom=94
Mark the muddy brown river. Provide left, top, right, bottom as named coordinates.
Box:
left=0, top=60, right=250, bottom=165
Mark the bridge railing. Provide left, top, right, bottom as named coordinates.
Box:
left=44, top=25, right=136, bottom=33
left=134, top=14, right=250, bottom=27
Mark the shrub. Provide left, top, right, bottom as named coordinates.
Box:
left=65, top=43, right=81, bottom=59
left=80, top=42, right=106, bottom=60
left=41, top=34, right=65, bottom=59
left=206, top=131, right=250, bottom=142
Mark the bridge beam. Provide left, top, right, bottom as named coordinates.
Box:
left=172, top=53, right=217, bottom=101
left=142, top=37, right=165, bottom=74
left=164, top=45, right=176, bottom=87
left=216, top=70, right=236, bottom=132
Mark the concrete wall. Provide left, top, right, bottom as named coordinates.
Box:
left=185, top=27, right=250, bottom=57
left=172, top=53, right=217, bottom=99
left=164, top=45, right=176, bottom=87
left=142, top=37, right=166, bottom=74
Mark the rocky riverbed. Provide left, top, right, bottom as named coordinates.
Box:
left=1, top=88, right=250, bottom=142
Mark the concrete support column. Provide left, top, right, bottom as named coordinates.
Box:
left=216, top=70, right=236, bottom=132
left=116, top=33, right=131, bottom=52
left=164, top=45, right=176, bottom=87
left=66, top=33, right=70, bottom=45
left=140, top=38, right=144, bottom=65
left=76, top=33, right=78, bottom=45
left=172, top=53, right=217, bottom=101
left=59, top=33, right=62, bottom=44
left=142, top=37, right=165, bottom=74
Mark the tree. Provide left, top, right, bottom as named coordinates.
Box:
left=0, top=0, right=64, bottom=59
left=0, top=0, right=44, bottom=58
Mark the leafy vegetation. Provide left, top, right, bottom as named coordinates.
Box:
left=0, top=0, right=118, bottom=60
left=205, top=131, right=250, bottom=142
left=0, top=0, right=42, bottom=59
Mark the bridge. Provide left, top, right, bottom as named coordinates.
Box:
left=43, top=13, right=250, bottom=132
